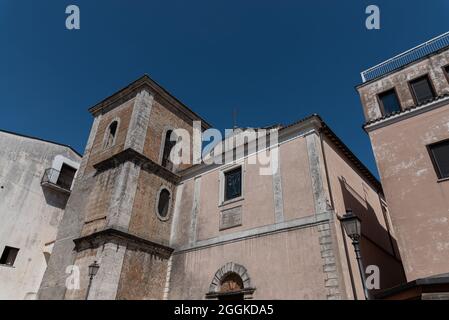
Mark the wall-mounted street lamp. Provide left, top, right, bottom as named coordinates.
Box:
left=339, top=209, right=370, bottom=300
left=86, top=260, right=100, bottom=300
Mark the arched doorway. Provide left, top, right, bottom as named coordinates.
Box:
left=206, top=262, right=255, bottom=300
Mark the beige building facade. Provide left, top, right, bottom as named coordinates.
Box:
left=357, top=33, right=449, bottom=299
left=36, top=75, right=404, bottom=300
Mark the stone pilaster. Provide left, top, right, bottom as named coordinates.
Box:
left=124, top=90, right=154, bottom=153
left=318, top=222, right=342, bottom=300
left=271, top=147, right=285, bottom=223
left=106, top=161, right=141, bottom=231
left=306, top=132, right=328, bottom=214
left=189, top=177, right=201, bottom=246
left=77, top=114, right=102, bottom=178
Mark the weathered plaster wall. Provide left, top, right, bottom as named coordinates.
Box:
left=358, top=47, right=449, bottom=283
left=0, top=131, right=80, bottom=300
left=175, top=136, right=319, bottom=246
left=280, top=137, right=315, bottom=221
left=321, top=135, right=405, bottom=298
left=358, top=49, right=449, bottom=122
left=168, top=126, right=347, bottom=300
left=368, top=103, right=449, bottom=281
left=196, top=153, right=276, bottom=241
left=168, top=226, right=328, bottom=299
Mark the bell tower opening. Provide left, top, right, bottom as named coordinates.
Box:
left=161, top=130, right=176, bottom=170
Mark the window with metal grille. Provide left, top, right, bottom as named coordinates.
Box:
left=224, top=167, right=242, bottom=201
left=378, top=89, right=401, bottom=115
left=0, top=246, right=19, bottom=267
left=429, top=139, right=449, bottom=179
left=409, top=75, right=435, bottom=105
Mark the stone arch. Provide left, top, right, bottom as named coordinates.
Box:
left=208, top=262, right=252, bottom=294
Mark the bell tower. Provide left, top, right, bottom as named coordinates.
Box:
left=38, top=75, right=210, bottom=300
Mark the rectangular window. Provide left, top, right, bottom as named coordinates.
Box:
left=429, top=139, right=449, bottom=179
left=0, top=246, right=19, bottom=267
left=378, top=89, right=401, bottom=115
left=444, top=65, right=449, bottom=83
left=409, top=75, right=435, bottom=105
left=224, top=167, right=242, bottom=201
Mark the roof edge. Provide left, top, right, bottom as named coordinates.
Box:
left=88, top=74, right=213, bottom=129
left=177, top=114, right=382, bottom=193
left=0, top=129, right=82, bottom=158
left=315, top=116, right=383, bottom=193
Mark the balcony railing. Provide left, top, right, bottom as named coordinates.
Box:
left=361, top=31, right=449, bottom=83
left=41, top=168, right=72, bottom=193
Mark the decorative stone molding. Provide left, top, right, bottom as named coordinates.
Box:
left=93, top=148, right=180, bottom=184
left=206, top=262, right=255, bottom=298
left=73, top=228, right=174, bottom=259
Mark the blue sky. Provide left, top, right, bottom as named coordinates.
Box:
left=1, top=1, right=449, bottom=176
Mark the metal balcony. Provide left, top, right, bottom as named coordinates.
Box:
left=41, top=168, right=73, bottom=194
left=361, top=31, right=449, bottom=83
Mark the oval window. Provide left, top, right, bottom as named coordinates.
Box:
left=157, top=188, right=171, bottom=219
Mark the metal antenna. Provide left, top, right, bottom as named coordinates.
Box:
left=233, top=107, right=238, bottom=129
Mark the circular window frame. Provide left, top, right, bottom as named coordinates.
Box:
left=155, top=186, right=172, bottom=221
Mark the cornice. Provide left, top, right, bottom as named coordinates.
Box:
left=73, top=228, right=173, bottom=259
left=88, top=74, right=212, bottom=130
left=93, top=148, right=181, bottom=184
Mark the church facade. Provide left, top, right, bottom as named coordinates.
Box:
left=37, top=75, right=404, bottom=300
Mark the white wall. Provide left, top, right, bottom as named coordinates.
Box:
left=0, top=132, right=81, bottom=300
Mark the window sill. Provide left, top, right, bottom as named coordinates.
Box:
left=437, top=177, right=449, bottom=183
left=0, top=264, right=15, bottom=269
left=219, top=197, right=244, bottom=208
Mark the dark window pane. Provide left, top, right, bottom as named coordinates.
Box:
left=157, top=189, right=171, bottom=218
left=162, top=130, right=176, bottom=170
left=224, top=167, right=242, bottom=201
left=379, top=89, right=401, bottom=114
left=0, top=246, right=19, bottom=266
left=56, top=164, right=77, bottom=190
left=430, top=140, right=449, bottom=179
left=410, top=76, right=435, bottom=104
